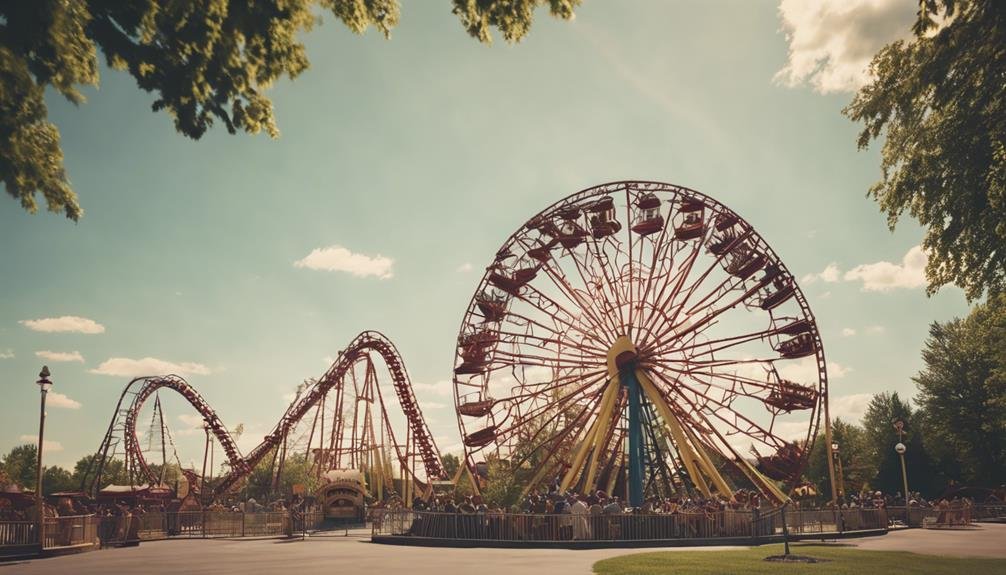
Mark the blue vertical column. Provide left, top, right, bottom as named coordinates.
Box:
left=621, top=366, right=644, bottom=508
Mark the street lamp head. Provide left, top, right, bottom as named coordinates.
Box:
left=36, top=365, right=52, bottom=392
left=895, top=442, right=907, bottom=455
left=831, top=442, right=839, bottom=452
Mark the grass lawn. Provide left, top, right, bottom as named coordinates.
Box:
left=592, top=543, right=1006, bottom=575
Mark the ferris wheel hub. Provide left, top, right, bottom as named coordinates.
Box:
left=607, top=335, right=639, bottom=376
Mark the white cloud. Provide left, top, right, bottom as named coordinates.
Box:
left=413, top=380, right=453, bottom=397
left=456, top=262, right=473, bottom=273
left=422, top=401, right=447, bottom=410
left=829, top=393, right=873, bottom=423
left=772, top=420, right=813, bottom=443
left=844, top=245, right=927, bottom=291
left=294, top=245, right=394, bottom=279
left=778, top=357, right=851, bottom=382
left=178, top=414, right=205, bottom=428
left=775, top=0, right=915, bottom=93
left=47, top=392, right=81, bottom=410
left=35, top=350, right=84, bottom=363
left=830, top=361, right=852, bottom=379
left=819, top=291, right=832, bottom=300
left=0, top=349, right=13, bottom=359
left=866, top=324, right=886, bottom=334
left=90, top=357, right=211, bottom=377
left=175, top=414, right=207, bottom=437
left=322, top=356, right=335, bottom=365
left=18, top=436, right=64, bottom=453
left=19, top=316, right=105, bottom=334
left=801, top=263, right=841, bottom=285
left=841, top=328, right=856, bottom=337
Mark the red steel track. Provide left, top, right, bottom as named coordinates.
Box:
left=85, top=331, right=444, bottom=497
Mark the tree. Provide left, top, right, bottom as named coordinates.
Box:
left=0, top=444, right=38, bottom=490
left=844, top=0, right=1006, bottom=300
left=71, top=453, right=130, bottom=489
left=804, top=419, right=874, bottom=501
left=0, top=0, right=580, bottom=221
left=913, top=294, right=1006, bottom=486
left=861, top=392, right=913, bottom=470
left=42, top=466, right=76, bottom=495
left=441, top=453, right=461, bottom=480
left=481, top=455, right=522, bottom=509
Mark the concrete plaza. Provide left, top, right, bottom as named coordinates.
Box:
left=3, top=524, right=1005, bottom=574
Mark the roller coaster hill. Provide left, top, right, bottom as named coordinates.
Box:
left=78, top=331, right=448, bottom=512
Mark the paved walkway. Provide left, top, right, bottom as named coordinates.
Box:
left=848, top=523, right=1006, bottom=558
left=3, top=524, right=1004, bottom=574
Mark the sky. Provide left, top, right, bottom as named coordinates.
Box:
left=0, top=0, right=966, bottom=474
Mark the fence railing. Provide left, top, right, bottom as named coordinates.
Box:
left=883, top=504, right=1006, bottom=528
left=3, top=510, right=325, bottom=555
left=128, top=510, right=324, bottom=541
left=372, top=507, right=888, bottom=543
left=0, top=515, right=100, bottom=553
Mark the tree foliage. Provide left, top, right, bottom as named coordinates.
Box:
left=913, top=293, right=1006, bottom=485
left=844, top=0, right=1006, bottom=300
left=805, top=419, right=872, bottom=499
left=0, top=444, right=39, bottom=490
left=0, top=0, right=580, bottom=220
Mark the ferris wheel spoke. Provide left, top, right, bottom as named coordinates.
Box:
left=636, top=243, right=705, bottom=347
left=646, top=360, right=778, bottom=396
left=513, top=236, right=622, bottom=341
left=652, top=280, right=764, bottom=350
left=649, top=324, right=778, bottom=359
left=496, top=372, right=608, bottom=436
left=657, top=228, right=757, bottom=333
left=503, top=306, right=611, bottom=356
left=631, top=205, right=694, bottom=338
left=516, top=285, right=612, bottom=348
left=650, top=367, right=785, bottom=450
left=567, top=233, right=628, bottom=331
left=498, top=377, right=608, bottom=469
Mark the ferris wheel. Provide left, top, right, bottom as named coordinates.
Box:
left=452, top=181, right=829, bottom=505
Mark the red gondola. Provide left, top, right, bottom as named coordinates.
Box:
left=464, top=426, right=498, bottom=448
left=760, top=276, right=796, bottom=310
left=775, top=332, right=816, bottom=359
left=556, top=220, right=589, bottom=249
left=458, top=397, right=495, bottom=417
left=778, top=318, right=813, bottom=336
left=489, top=266, right=538, bottom=294
left=764, top=381, right=817, bottom=412
left=588, top=196, right=621, bottom=239
left=756, top=443, right=804, bottom=481
left=715, top=212, right=738, bottom=231
left=476, top=293, right=508, bottom=322
left=708, top=231, right=737, bottom=255
left=631, top=193, right=664, bottom=236
left=726, top=248, right=766, bottom=279
left=674, top=199, right=706, bottom=240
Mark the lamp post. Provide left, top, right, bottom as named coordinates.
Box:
left=897, top=418, right=913, bottom=526
left=831, top=442, right=846, bottom=502
left=35, top=366, right=52, bottom=553
left=893, top=420, right=910, bottom=504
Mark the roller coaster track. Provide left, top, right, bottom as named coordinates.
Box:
left=83, top=331, right=444, bottom=497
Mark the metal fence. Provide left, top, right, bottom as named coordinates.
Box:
left=2, top=510, right=325, bottom=556
left=372, top=507, right=888, bottom=543
left=129, top=510, right=324, bottom=541
left=0, top=514, right=100, bottom=556
left=885, top=504, right=1006, bottom=528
